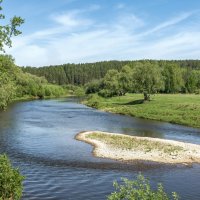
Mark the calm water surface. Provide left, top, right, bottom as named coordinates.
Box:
left=0, top=97, right=200, bottom=200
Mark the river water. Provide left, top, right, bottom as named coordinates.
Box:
left=0, top=97, right=200, bottom=200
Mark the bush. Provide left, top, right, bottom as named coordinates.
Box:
left=86, top=94, right=103, bottom=108
left=195, top=89, right=200, bottom=95
left=73, top=86, right=85, bottom=96
left=107, top=174, right=179, bottom=200
left=0, top=154, right=24, bottom=200
left=85, top=79, right=103, bottom=94
left=98, top=89, right=117, bottom=98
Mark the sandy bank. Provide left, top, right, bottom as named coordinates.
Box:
left=76, top=131, right=200, bottom=164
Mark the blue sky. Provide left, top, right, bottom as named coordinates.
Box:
left=4, top=0, right=200, bottom=66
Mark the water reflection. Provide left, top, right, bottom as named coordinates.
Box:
left=0, top=98, right=199, bottom=200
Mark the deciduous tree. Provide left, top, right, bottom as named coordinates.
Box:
left=132, top=63, right=164, bottom=101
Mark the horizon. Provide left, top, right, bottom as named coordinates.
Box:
left=4, top=0, right=200, bottom=67
left=22, top=58, right=200, bottom=68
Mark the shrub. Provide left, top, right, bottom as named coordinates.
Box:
left=0, top=154, right=24, bottom=200
left=86, top=94, right=103, bottom=108
left=85, top=79, right=103, bottom=94
left=98, top=89, right=117, bottom=98
left=73, top=87, right=85, bottom=96
left=195, top=89, right=200, bottom=95
left=107, top=174, right=179, bottom=200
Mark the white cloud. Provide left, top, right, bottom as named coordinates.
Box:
left=116, top=3, right=125, bottom=9
left=7, top=9, right=200, bottom=67
left=117, top=13, right=145, bottom=29
left=52, top=11, right=93, bottom=27
left=141, top=12, right=194, bottom=36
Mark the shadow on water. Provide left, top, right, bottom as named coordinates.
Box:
left=0, top=97, right=200, bottom=200
left=11, top=150, right=186, bottom=172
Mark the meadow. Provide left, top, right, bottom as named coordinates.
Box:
left=85, top=93, right=200, bottom=128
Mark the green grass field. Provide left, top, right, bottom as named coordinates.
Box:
left=85, top=94, right=200, bottom=128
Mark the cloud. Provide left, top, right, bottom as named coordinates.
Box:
left=7, top=8, right=200, bottom=67
left=116, top=3, right=125, bottom=9
left=52, top=10, right=93, bottom=27
left=141, top=12, right=194, bottom=36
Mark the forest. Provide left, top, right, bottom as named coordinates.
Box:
left=23, top=60, right=200, bottom=99
left=0, top=55, right=66, bottom=110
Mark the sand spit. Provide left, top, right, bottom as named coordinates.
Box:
left=76, top=131, right=200, bottom=164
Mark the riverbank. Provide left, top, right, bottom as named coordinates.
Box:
left=76, top=131, right=200, bottom=164
left=13, top=94, right=69, bottom=102
left=0, top=94, right=69, bottom=111
left=84, top=94, right=200, bottom=128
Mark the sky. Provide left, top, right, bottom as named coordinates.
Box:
left=3, top=0, right=200, bottom=66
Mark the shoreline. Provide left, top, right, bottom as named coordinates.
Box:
left=76, top=131, right=200, bottom=164
left=82, top=94, right=200, bottom=129
left=85, top=104, right=200, bottom=129
left=1, top=94, right=70, bottom=111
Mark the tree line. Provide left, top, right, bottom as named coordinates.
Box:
left=23, top=60, right=200, bottom=99
left=0, top=55, right=66, bottom=110
left=85, top=62, right=200, bottom=100
left=23, top=61, right=129, bottom=85
left=23, top=60, right=200, bottom=87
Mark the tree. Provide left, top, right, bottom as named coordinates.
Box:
left=117, top=65, right=133, bottom=96
left=99, top=69, right=120, bottom=97
left=107, top=174, right=179, bottom=200
left=162, top=64, right=183, bottom=93
left=0, top=55, right=17, bottom=109
left=0, top=0, right=24, bottom=52
left=182, top=68, right=198, bottom=93
left=0, top=154, right=24, bottom=200
left=85, top=79, right=103, bottom=94
left=132, top=63, right=164, bottom=101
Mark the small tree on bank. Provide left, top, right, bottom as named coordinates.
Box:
left=132, top=63, right=164, bottom=101
left=107, top=174, right=179, bottom=200
left=0, top=154, right=24, bottom=200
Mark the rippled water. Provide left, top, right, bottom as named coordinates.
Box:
left=0, top=97, right=200, bottom=199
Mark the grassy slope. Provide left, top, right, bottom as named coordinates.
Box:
left=85, top=94, right=200, bottom=128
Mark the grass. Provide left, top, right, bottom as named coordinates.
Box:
left=84, top=93, right=200, bottom=128
left=86, top=132, right=184, bottom=155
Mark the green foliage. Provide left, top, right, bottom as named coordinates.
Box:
left=64, top=85, right=84, bottom=96
left=99, top=69, right=119, bottom=97
left=107, top=174, right=179, bottom=200
left=85, top=79, right=103, bottom=94
left=0, top=154, right=24, bottom=200
left=73, top=86, right=85, bottom=96
left=162, top=64, right=183, bottom=93
left=84, top=93, right=200, bottom=128
left=118, top=65, right=133, bottom=95
left=182, top=68, right=198, bottom=93
left=132, top=63, right=164, bottom=100
left=0, top=0, right=24, bottom=52
left=0, top=55, right=17, bottom=109
left=97, top=66, right=133, bottom=98
left=23, top=61, right=128, bottom=86
left=23, top=60, right=200, bottom=92
left=0, top=55, right=66, bottom=110
left=85, top=94, right=103, bottom=108
left=0, top=79, right=16, bottom=109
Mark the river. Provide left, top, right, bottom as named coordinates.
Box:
left=0, top=97, right=200, bottom=199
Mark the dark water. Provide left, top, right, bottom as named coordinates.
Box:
left=0, top=97, right=200, bottom=200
